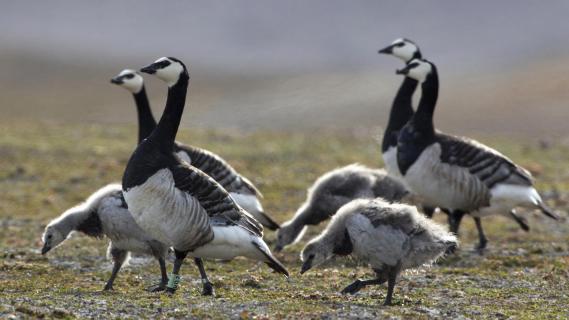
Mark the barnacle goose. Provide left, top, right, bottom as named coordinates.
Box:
left=394, top=58, right=559, bottom=249
left=122, top=57, right=288, bottom=295
left=274, top=164, right=408, bottom=252
left=41, top=184, right=169, bottom=291
left=300, top=198, right=457, bottom=305
left=111, top=70, right=279, bottom=230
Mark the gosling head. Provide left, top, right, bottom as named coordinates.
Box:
left=396, top=58, right=436, bottom=83
left=299, top=238, right=333, bottom=275
left=378, top=38, right=422, bottom=63
left=110, top=69, right=144, bottom=94
left=41, top=225, right=68, bottom=255
left=274, top=220, right=306, bottom=252
left=140, top=57, right=188, bottom=87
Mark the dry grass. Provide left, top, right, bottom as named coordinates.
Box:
left=1, top=121, right=568, bottom=319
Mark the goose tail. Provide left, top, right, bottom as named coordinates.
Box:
left=537, top=201, right=559, bottom=220
left=252, top=241, right=289, bottom=278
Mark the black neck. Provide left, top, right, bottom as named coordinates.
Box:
left=148, top=75, right=189, bottom=150
left=382, top=77, right=418, bottom=152
left=410, top=69, right=438, bottom=137
left=133, top=86, right=157, bottom=143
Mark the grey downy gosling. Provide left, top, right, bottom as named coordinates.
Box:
left=378, top=38, right=530, bottom=245
left=122, top=57, right=289, bottom=296
left=275, top=164, right=408, bottom=252
left=300, top=198, right=457, bottom=305
left=41, top=184, right=169, bottom=291
left=395, top=58, right=559, bottom=250
left=110, top=69, right=279, bottom=230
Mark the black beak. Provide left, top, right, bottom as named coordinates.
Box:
left=110, top=76, right=123, bottom=85
left=140, top=63, right=158, bottom=74
left=41, top=244, right=50, bottom=255
left=378, top=44, right=394, bottom=55
left=300, top=259, right=313, bottom=275
left=274, top=244, right=283, bottom=252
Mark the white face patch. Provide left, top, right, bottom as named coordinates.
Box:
left=391, top=39, right=418, bottom=63
left=115, top=69, right=144, bottom=93
left=405, top=59, right=432, bottom=83
left=153, top=57, right=185, bottom=87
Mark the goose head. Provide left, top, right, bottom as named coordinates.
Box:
left=110, top=69, right=144, bottom=94
left=379, top=38, right=422, bottom=63
left=140, top=57, right=188, bottom=87
left=396, top=58, right=435, bottom=83
left=41, top=225, right=68, bottom=255
left=299, top=238, right=333, bottom=274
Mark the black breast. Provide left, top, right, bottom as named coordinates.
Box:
left=76, top=211, right=104, bottom=238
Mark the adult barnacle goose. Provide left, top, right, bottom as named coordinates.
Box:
left=122, top=57, right=289, bottom=295
left=394, top=58, right=559, bottom=249
left=300, top=198, right=457, bottom=305
left=274, top=164, right=408, bottom=252
left=110, top=70, right=279, bottom=230
left=41, top=184, right=169, bottom=291
left=379, top=40, right=530, bottom=242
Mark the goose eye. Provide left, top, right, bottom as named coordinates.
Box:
left=396, top=42, right=405, bottom=47
left=125, top=74, right=135, bottom=79
left=47, top=234, right=52, bottom=239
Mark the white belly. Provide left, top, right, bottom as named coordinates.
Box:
left=188, top=226, right=264, bottom=261
left=473, top=184, right=541, bottom=217
left=403, top=145, right=479, bottom=210
left=123, top=168, right=211, bottom=251
left=229, top=192, right=266, bottom=221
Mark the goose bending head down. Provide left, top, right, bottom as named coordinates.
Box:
left=122, top=57, right=288, bottom=296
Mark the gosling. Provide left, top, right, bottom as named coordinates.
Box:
left=275, top=164, right=408, bottom=251
left=300, top=198, right=457, bottom=305
left=41, top=184, right=169, bottom=291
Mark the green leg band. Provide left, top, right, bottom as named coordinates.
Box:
left=167, top=273, right=181, bottom=290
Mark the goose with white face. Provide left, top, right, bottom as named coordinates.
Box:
left=378, top=38, right=420, bottom=63
left=396, top=59, right=433, bottom=83
left=140, top=57, right=186, bottom=87
left=111, top=69, right=144, bottom=94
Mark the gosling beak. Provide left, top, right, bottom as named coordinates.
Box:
left=274, top=244, right=283, bottom=252
left=300, top=259, right=313, bottom=275
left=378, top=44, right=394, bottom=55
left=41, top=243, right=50, bottom=255
left=140, top=63, right=158, bottom=74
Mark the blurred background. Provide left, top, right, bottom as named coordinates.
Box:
left=1, top=0, right=569, bottom=138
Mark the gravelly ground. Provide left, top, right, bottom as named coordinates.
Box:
left=1, top=123, right=568, bottom=319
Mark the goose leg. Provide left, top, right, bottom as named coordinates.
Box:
left=383, top=263, right=401, bottom=306
left=194, top=258, right=214, bottom=296
left=473, top=217, right=488, bottom=252
left=341, top=277, right=386, bottom=295
left=448, top=210, right=465, bottom=235
left=166, top=249, right=188, bottom=295
left=104, top=247, right=128, bottom=291
left=148, top=257, right=169, bottom=292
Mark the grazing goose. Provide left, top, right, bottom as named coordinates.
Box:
left=110, top=70, right=279, bottom=230
left=122, top=57, right=289, bottom=295
left=274, top=164, right=408, bottom=252
left=300, top=198, right=457, bottom=305
left=379, top=39, right=530, bottom=238
left=41, top=184, right=169, bottom=291
left=395, top=58, right=558, bottom=249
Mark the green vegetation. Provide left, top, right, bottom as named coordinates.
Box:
left=1, top=121, right=568, bottom=319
